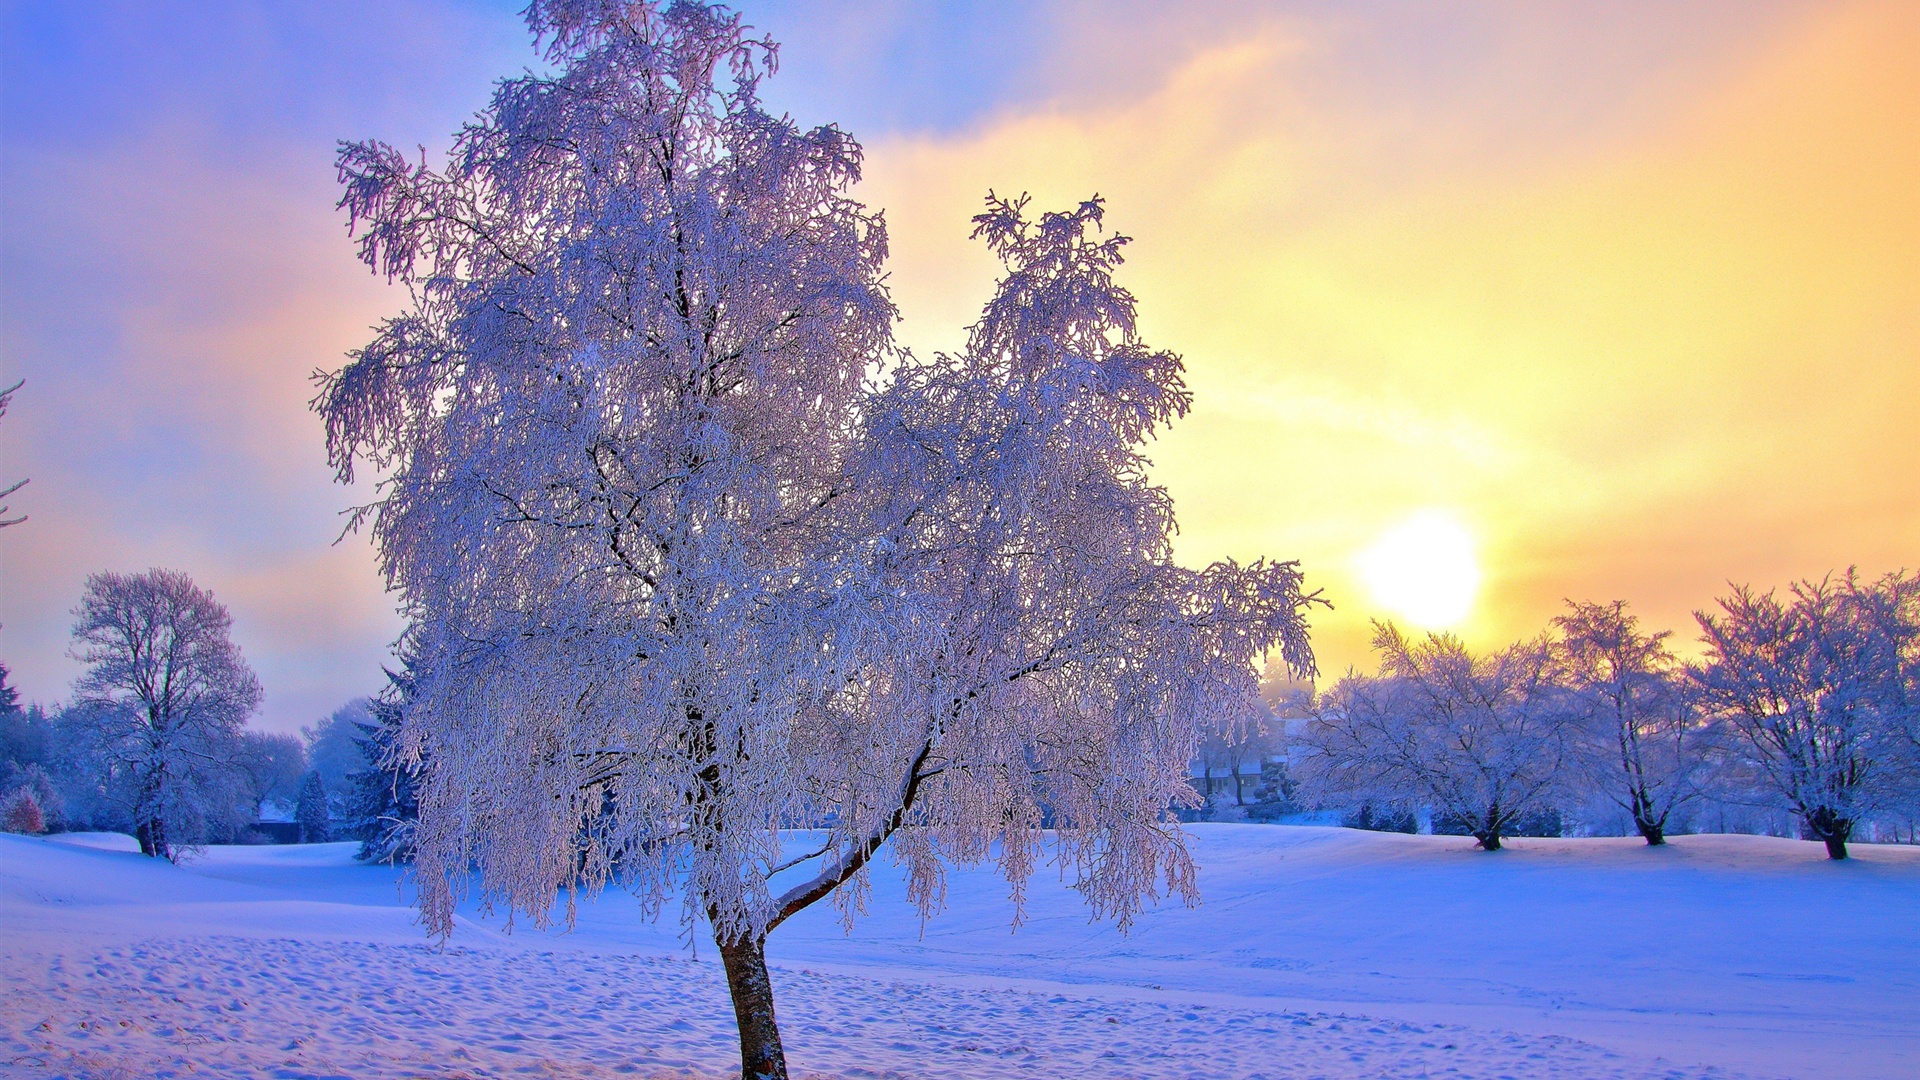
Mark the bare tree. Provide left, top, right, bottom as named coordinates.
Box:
left=68, top=569, right=262, bottom=860
left=314, top=5, right=1316, bottom=1075
left=1696, top=570, right=1917, bottom=859
left=0, top=379, right=25, bottom=528
left=1878, top=575, right=1920, bottom=816
left=1554, top=600, right=1710, bottom=845
left=1299, top=624, right=1572, bottom=851
left=235, top=730, right=307, bottom=815
left=1196, top=716, right=1277, bottom=807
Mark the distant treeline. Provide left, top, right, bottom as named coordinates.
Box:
left=0, top=567, right=413, bottom=862
left=1188, top=570, right=1919, bottom=859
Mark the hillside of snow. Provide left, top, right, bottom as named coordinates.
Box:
left=3, top=826, right=1916, bottom=1078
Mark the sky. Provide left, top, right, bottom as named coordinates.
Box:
left=1, top=0, right=1914, bottom=733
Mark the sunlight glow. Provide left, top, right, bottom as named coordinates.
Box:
left=1354, top=511, right=1481, bottom=629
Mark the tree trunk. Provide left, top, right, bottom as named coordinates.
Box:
left=135, top=775, right=167, bottom=860
left=718, top=934, right=787, bottom=1080
left=1473, top=804, right=1503, bottom=851
left=1630, top=787, right=1665, bottom=845
left=1806, top=806, right=1852, bottom=860
left=135, top=816, right=164, bottom=859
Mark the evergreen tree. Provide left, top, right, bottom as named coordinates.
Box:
left=347, top=666, right=419, bottom=862
left=296, top=769, right=330, bottom=843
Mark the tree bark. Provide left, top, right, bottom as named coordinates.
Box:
left=1806, top=806, right=1852, bottom=860
left=718, top=738, right=934, bottom=1077
left=1474, top=804, right=1503, bottom=851
left=718, top=934, right=787, bottom=1080
left=135, top=816, right=164, bottom=859
left=1629, top=787, right=1665, bottom=845
left=135, top=775, right=167, bottom=860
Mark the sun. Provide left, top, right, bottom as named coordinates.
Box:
left=1354, top=511, right=1481, bottom=629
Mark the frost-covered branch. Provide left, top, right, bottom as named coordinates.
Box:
left=1298, top=623, right=1571, bottom=851
left=0, top=379, right=25, bottom=528
left=313, top=5, right=1319, bottom=1077
left=66, top=569, right=263, bottom=861
left=1694, top=569, right=1918, bottom=858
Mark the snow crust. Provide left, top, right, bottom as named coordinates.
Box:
left=4, top=826, right=1916, bottom=1078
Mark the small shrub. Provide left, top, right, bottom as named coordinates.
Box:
left=3, top=788, right=46, bottom=834
left=1344, top=803, right=1417, bottom=833
left=1243, top=801, right=1294, bottom=822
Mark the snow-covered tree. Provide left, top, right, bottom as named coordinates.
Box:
left=3, top=787, right=45, bottom=834
left=1554, top=600, right=1710, bottom=845
left=302, top=699, right=372, bottom=803
left=1196, top=712, right=1278, bottom=807
left=346, top=664, right=420, bottom=864
left=68, top=569, right=263, bottom=859
left=235, top=730, right=307, bottom=815
left=0, top=761, right=63, bottom=832
left=1695, top=570, right=1918, bottom=859
left=0, top=669, right=69, bottom=831
left=1298, top=624, right=1572, bottom=850
left=315, top=4, right=1317, bottom=1075
left=834, top=188, right=1315, bottom=913
left=0, top=697, right=131, bottom=834
left=1876, top=574, right=1920, bottom=813
left=296, top=769, right=331, bottom=843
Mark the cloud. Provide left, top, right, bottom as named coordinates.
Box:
left=853, top=0, right=1920, bottom=674
left=0, top=130, right=408, bottom=730
left=0, top=0, right=527, bottom=729
left=4, top=0, right=1908, bottom=717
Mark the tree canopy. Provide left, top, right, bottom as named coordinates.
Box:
left=68, top=568, right=262, bottom=860
left=316, top=3, right=1318, bottom=1076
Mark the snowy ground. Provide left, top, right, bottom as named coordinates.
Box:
left=3, top=827, right=1916, bottom=1079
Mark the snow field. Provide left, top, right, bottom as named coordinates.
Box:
left=4, top=934, right=1701, bottom=1080
left=4, top=826, right=1916, bottom=1079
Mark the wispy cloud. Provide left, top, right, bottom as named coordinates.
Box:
left=853, top=0, right=1919, bottom=672
left=2, top=0, right=1909, bottom=717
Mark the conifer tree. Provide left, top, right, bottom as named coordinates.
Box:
left=296, top=770, right=330, bottom=844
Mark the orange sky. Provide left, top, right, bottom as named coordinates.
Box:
left=854, top=0, right=1919, bottom=676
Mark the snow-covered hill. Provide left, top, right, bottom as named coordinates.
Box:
left=3, top=826, right=1915, bottom=1078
